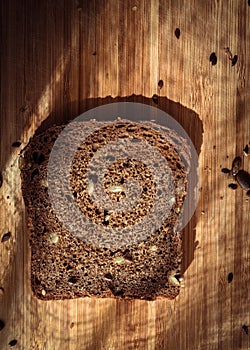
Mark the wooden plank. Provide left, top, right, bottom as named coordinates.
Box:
left=0, top=0, right=249, bottom=349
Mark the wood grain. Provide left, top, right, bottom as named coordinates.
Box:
left=0, top=0, right=249, bottom=349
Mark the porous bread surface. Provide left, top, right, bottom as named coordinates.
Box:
left=20, top=121, right=187, bottom=300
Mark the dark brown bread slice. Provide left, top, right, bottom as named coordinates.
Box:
left=20, top=121, right=187, bottom=300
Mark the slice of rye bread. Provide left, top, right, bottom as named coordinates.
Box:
left=20, top=121, right=188, bottom=300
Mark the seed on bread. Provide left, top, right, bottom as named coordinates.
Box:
left=40, top=179, right=48, bottom=187
left=49, top=232, right=59, bottom=244
left=113, top=256, right=125, bottom=264
left=88, top=179, right=94, bottom=195
left=109, top=185, right=125, bottom=193
left=169, top=197, right=176, bottom=205
left=150, top=245, right=158, bottom=252
left=168, top=275, right=180, bottom=286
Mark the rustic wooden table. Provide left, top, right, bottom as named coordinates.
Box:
left=0, top=1, right=249, bottom=349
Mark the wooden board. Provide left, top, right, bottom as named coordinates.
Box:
left=0, top=0, right=249, bottom=349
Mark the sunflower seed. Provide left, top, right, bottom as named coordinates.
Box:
left=176, top=179, right=184, bottom=194
left=174, top=28, right=181, bottom=39
left=221, top=168, right=230, bottom=174
left=106, top=213, right=111, bottom=220
left=11, top=141, right=22, bottom=148
left=18, top=156, right=25, bottom=170
left=231, top=55, right=238, bottom=66
left=231, top=156, right=242, bottom=176
left=150, top=245, right=158, bottom=252
left=1, top=232, right=11, bottom=243
left=209, top=52, right=217, bottom=65
left=127, top=125, right=137, bottom=132
left=40, top=179, right=48, bottom=187
left=113, top=256, right=125, bottom=264
left=109, top=185, right=124, bottom=193
left=169, top=197, right=176, bottom=205
left=242, top=324, right=248, bottom=335
left=0, top=320, right=5, bottom=331
left=152, top=94, right=158, bottom=104
left=168, top=275, right=180, bottom=286
left=158, top=80, right=164, bottom=89
left=49, top=232, right=59, bottom=244
left=88, top=180, right=94, bottom=195
left=243, top=144, right=249, bottom=156
left=227, top=272, right=233, bottom=283
left=8, top=339, right=17, bottom=347
left=228, top=183, right=238, bottom=190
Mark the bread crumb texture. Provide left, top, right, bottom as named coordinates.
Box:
left=21, top=122, right=188, bottom=300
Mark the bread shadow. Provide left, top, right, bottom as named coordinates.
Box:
left=35, top=94, right=203, bottom=278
